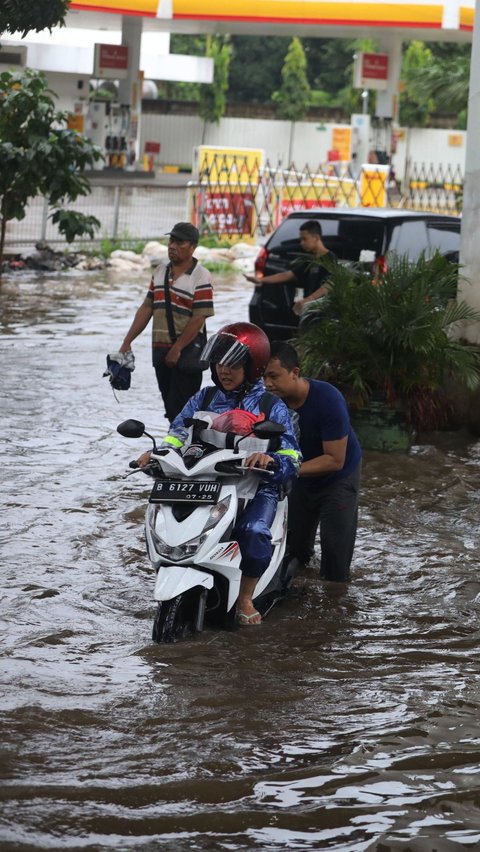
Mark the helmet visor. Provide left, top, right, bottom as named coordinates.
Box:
left=201, top=332, right=249, bottom=369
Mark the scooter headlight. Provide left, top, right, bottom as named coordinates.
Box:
left=149, top=496, right=231, bottom=562
left=150, top=530, right=206, bottom=561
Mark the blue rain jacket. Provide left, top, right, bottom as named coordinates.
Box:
left=164, top=380, right=301, bottom=488
left=162, top=380, right=301, bottom=578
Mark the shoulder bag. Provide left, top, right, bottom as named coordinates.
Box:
left=163, top=266, right=208, bottom=373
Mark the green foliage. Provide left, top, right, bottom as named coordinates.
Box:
left=228, top=36, right=287, bottom=104
left=198, top=235, right=235, bottom=249
left=400, top=41, right=471, bottom=127
left=202, top=261, right=233, bottom=274
left=0, top=69, right=103, bottom=269
left=296, top=254, right=480, bottom=431
left=97, top=236, right=146, bottom=258
left=0, top=0, right=69, bottom=36
left=272, top=38, right=311, bottom=122
left=198, top=36, right=231, bottom=124
left=51, top=210, right=99, bottom=242
left=161, top=33, right=471, bottom=127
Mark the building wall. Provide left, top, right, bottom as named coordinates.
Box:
left=139, top=111, right=467, bottom=181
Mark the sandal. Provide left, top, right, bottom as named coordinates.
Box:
left=237, top=609, right=262, bottom=626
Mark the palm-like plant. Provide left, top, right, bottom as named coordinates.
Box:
left=296, top=253, right=480, bottom=431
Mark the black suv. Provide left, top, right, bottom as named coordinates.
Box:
left=248, top=208, right=461, bottom=339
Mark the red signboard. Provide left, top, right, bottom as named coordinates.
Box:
left=361, top=52, right=389, bottom=81
left=93, top=44, right=129, bottom=79
left=353, top=51, right=389, bottom=90
left=203, top=192, right=254, bottom=235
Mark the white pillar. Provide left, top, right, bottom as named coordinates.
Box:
left=118, top=15, right=143, bottom=170
left=458, top=0, right=480, bottom=342
left=376, top=34, right=403, bottom=120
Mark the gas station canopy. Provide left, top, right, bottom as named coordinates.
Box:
left=68, top=0, right=474, bottom=42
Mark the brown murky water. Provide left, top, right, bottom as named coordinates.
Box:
left=1, top=268, right=479, bottom=851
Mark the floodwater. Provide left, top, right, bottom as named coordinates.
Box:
left=1, top=267, right=479, bottom=852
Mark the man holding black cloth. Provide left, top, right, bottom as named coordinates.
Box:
left=117, top=222, right=214, bottom=422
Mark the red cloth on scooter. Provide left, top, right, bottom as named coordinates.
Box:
left=211, top=408, right=265, bottom=436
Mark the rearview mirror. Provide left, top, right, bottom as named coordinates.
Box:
left=117, top=419, right=146, bottom=439
left=252, top=420, right=286, bottom=439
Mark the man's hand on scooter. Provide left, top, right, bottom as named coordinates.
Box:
left=137, top=450, right=153, bottom=468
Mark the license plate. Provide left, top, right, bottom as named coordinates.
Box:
left=149, top=479, right=221, bottom=504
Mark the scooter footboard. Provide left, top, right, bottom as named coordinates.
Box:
left=154, top=566, right=214, bottom=601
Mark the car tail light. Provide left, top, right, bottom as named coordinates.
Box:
left=254, top=246, right=268, bottom=277
left=373, top=255, right=388, bottom=283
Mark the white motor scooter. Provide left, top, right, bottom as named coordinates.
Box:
left=117, top=414, right=298, bottom=642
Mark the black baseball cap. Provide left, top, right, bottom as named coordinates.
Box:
left=166, top=222, right=199, bottom=243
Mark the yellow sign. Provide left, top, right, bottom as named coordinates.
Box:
left=360, top=164, right=389, bottom=207
left=195, top=145, right=264, bottom=185
left=67, top=113, right=85, bottom=133
left=448, top=134, right=464, bottom=147
left=331, top=127, right=351, bottom=161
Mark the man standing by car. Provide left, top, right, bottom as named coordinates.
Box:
left=117, top=222, right=214, bottom=422
left=246, top=220, right=335, bottom=315
left=264, top=341, right=362, bottom=583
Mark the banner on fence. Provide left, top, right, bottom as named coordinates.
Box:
left=278, top=177, right=358, bottom=220
left=192, top=146, right=264, bottom=237
left=194, top=146, right=264, bottom=185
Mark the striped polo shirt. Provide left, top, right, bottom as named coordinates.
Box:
left=145, top=258, right=214, bottom=365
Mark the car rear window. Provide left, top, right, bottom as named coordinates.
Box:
left=268, top=216, right=385, bottom=262
left=427, top=223, right=460, bottom=255
left=389, top=221, right=429, bottom=261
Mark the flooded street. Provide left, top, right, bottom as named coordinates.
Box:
left=1, top=267, right=479, bottom=851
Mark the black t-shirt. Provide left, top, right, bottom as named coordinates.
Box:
left=290, top=251, right=336, bottom=297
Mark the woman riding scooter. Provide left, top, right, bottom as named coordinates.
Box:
left=138, top=322, right=301, bottom=625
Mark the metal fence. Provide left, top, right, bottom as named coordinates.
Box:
left=3, top=158, right=463, bottom=252
left=4, top=182, right=189, bottom=252
left=190, top=155, right=463, bottom=239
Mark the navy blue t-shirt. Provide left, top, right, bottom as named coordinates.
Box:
left=296, top=379, right=362, bottom=488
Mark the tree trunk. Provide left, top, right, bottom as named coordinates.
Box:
left=0, top=217, right=6, bottom=279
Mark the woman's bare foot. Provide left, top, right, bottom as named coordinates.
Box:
left=237, top=576, right=262, bottom=625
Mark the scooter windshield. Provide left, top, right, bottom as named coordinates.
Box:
left=201, top=332, right=249, bottom=368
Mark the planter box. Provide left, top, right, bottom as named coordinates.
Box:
left=350, top=401, right=412, bottom=452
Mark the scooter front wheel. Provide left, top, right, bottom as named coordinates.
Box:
left=152, top=589, right=201, bottom=644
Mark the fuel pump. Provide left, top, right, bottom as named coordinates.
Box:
left=86, top=99, right=131, bottom=170
left=371, top=116, right=393, bottom=165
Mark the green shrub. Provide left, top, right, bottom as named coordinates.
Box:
left=296, top=252, right=480, bottom=431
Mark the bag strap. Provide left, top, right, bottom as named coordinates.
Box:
left=164, top=265, right=207, bottom=348
left=163, top=265, right=177, bottom=343
left=202, top=386, right=217, bottom=408
left=258, top=391, right=277, bottom=419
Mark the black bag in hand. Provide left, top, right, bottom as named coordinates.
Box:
left=177, top=331, right=209, bottom=373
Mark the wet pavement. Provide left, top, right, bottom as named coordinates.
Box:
left=1, top=267, right=479, bottom=851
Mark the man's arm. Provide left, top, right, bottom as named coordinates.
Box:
left=245, top=270, right=296, bottom=286
left=292, top=282, right=330, bottom=315
left=119, top=301, right=153, bottom=353
left=164, top=314, right=206, bottom=367
left=299, top=436, right=348, bottom=476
